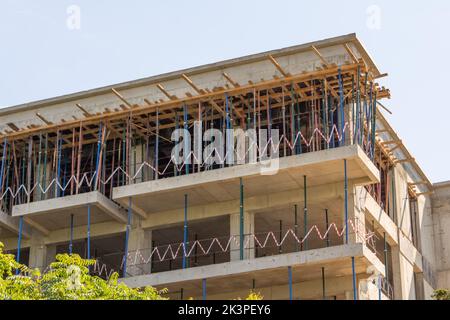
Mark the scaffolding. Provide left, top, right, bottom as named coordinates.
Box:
left=0, top=45, right=398, bottom=300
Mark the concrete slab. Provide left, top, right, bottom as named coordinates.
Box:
left=113, top=145, right=379, bottom=216
left=121, top=243, right=384, bottom=289
left=11, top=191, right=127, bottom=231
left=0, top=210, right=31, bottom=239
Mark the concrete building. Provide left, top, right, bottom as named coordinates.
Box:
left=0, top=33, right=447, bottom=300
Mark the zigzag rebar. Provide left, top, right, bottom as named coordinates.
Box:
left=123, top=219, right=375, bottom=267
left=1, top=122, right=372, bottom=202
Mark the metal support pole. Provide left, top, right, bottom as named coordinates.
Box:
left=384, top=232, right=389, bottom=282
left=202, top=278, right=207, bottom=301
left=294, top=204, right=299, bottom=252
left=183, top=105, right=189, bottom=175
left=378, top=275, right=382, bottom=300
left=0, top=138, right=7, bottom=194
left=325, top=209, right=330, bottom=247
left=183, top=194, right=188, bottom=269
left=87, top=204, right=91, bottom=259
left=69, top=214, right=74, bottom=254
left=123, top=197, right=132, bottom=277
left=351, top=257, right=357, bottom=300
left=303, top=175, right=308, bottom=250
left=155, top=107, right=159, bottom=180
left=94, top=122, right=103, bottom=191
left=344, top=159, right=349, bottom=244
left=15, top=216, right=23, bottom=274
left=180, top=288, right=184, bottom=300
left=279, top=220, right=283, bottom=254
left=338, top=68, right=345, bottom=146
left=288, top=266, right=293, bottom=301
left=322, top=267, right=326, bottom=300
left=240, top=177, right=244, bottom=260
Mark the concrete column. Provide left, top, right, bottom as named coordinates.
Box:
left=230, top=211, right=254, bottom=261
left=127, top=224, right=152, bottom=276
left=344, top=102, right=354, bottom=146
left=345, top=183, right=366, bottom=244
left=28, top=234, right=47, bottom=271
left=45, top=244, right=57, bottom=269
left=391, top=245, right=417, bottom=300
left=391, top=246, right=402, bottom=300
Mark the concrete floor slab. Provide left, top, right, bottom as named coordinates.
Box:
left=113, top=145, right=379, bottom=216
left=11, top=191, right=127, bottom=232
left=121, top=243, right=383, bottom=289
left=0, top=210, right=31, bottom=239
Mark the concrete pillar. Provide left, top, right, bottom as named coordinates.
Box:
left=391, top=245, right=416, bottom=300
left=28, top=234, right=47, bottom=270
left=391, top=246, right=403, bottom=300
left=345, top=183, right=366, bottom=244
left=344, top=102, right=354, bottom=146
left=127, top=224, right=152, bottom=276
left=45, top=244, right=57, bottom=269
left=230, top=211, right=254, bottom=261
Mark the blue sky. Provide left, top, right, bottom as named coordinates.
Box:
left=1, top=1, right=449, bottom=182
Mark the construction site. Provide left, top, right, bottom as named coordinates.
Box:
left=0, top=33, right=449, bottom=300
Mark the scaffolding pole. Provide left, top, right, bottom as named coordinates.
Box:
left=303, top=175, right=308, bottom=250
left=325, top=209, right=330, bottom=247
left=15, top=216, right=23, bottom=274
left=294, top=204, right=299, bottom=252
left=351, top=256, right=357, bottom=300
left=288, top=266, right=293, bottom=301
left=87, top=204, right=91, bottom=259
left=69, top=214, right=74, bottom=254
left=384, top=232, right=389, bottom=282
left=240, top=177, right=244, bottom=260
left=183, top=193, right=188, bottom=269
left=123, top=197, right=132, bottom=277
left=322, top=267, right=326, bottom=300
left=344, top=159, right=349, bottom=244
left=202, top=278, right=207, bottom=301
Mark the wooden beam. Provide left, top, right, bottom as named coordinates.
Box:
left=157, top=84, right=177, bottom=100
left=374, top=73, right=389, bottom=80
left=408, top=181, right=428, bottom=186
left=381, top=140, right=401, bottom=146
left=416, top=191, right=434, bottom=197
left=311, top=45, right=329, bottom=67
left=395, top=158, right=415, bottom=164
left=268, top=55, right=290, bottom=77
left=7, top=123, right=20, bottom=132
left=1, top=63, right=368, bottom=141
left=36, top=113, right=53, bottom=125
left=343, top=44, right=358, bottom=64
left=222, top=72, right=240, bottom=88
left=76, top=104, right=92, bottom=117
left=111, top=88, right=134, bottom=109
left=181, top=74, right=205, bottom=94
left=388, top=143, right=402, bottom=153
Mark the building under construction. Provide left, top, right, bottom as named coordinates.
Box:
left=0, top=33, right=449, bottom=300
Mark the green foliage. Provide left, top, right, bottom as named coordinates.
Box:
left=245, top=291, right=263, bottom=300
left=0, top=242, right=167, bottom=300
left=1, top=242, right=265, bottom=300
left=235, top=290, right=263, bottom=300
left=432, top=289, right=450, bottom=300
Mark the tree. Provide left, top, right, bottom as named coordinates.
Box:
left=0, top=242, right=167, bottom=300
left=432, top=289, right=450, bottom=300
left=1, top=241, right=265, bottom=300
